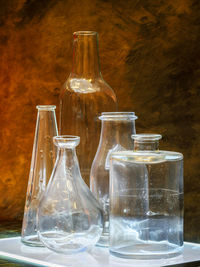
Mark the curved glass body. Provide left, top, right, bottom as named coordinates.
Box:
left=90, top=112, right=137, bottom=247
left=109, top=134, right=184, bottom=259
left=59, top=31, right=117, bottom=185
left=21, top=106, right=58, bottom=246
left=37, top=136, right=103, bottom=254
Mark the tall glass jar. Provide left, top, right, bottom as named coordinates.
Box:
left=109, top=134, right=183, bottom=259
left=90, top=112, right=137, bottom=247
left=59, top=31, right=117, bottom=185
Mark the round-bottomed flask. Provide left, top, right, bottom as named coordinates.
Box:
left=59, top=31, right=117, bottom=185
left=37, top=135, right=103, bottom=254
left=21, top=105, right=58, bottom=246
left=109, top=134, right=183, bottom=259
left=90, top=112, right=137, bottom=247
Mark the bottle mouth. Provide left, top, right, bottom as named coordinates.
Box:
left=53, top=135, right=80, bottom=148
left=132, top=134, right=162, bottom=142
left=36, top=105, right=56, bottom=110
left=73, top=31, right=97, bottom=36
left=99, top=112, right=137, bottom=121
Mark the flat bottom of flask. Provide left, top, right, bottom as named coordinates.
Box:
left=21, top=236, right=44, bottom=247
left=109, top=242, right=183, bottom=259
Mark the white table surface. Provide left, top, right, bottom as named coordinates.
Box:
left=0, top=237, right=199, bottom=267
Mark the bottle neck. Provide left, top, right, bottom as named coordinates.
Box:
left=71, top=31, right=101, bottom=79
left=58, top=147, right=78, bottom=171
left=134, top=140, right=159, bottom=151
left=99, top=120, right=135, bottom=149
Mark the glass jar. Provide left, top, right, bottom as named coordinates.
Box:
left=90, top=112, right=137, bottom=247
left=59, top=31, right=117, bottom=185
left=37, top=135, right=103, bottom=254
left=109, top=134, right=183, bottom=259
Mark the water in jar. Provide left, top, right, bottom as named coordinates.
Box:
left=109, top=151, right=183, bottom=259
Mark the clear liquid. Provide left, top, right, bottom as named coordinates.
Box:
left=110, top=189, right=183, bottom=258
left=110, top=211, right=183, bottom=259
left=110, top=152, right=183, bottom=258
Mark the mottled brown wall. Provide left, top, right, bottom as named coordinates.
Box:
left=0, top=0, right=199, bottom=242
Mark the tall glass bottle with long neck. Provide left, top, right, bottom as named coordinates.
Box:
left=59, top=31, right=117, bottom=185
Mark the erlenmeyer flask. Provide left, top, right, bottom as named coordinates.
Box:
left=37, top=135, right=103, bottom=254
left=21, top=105, right=58, bottom=246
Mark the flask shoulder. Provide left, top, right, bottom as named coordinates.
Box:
left=97, top=78, right=117, bottom=101
left=60, top=78, right=73, bottom=97
left=78, top=175, right=103, bottom=211
left=60, top=76, right=116, bottom=97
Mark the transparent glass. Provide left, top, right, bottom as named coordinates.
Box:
left=59, top=31, right=117, bottom=185
left=21, top=105, right=58, bottom=246
left=37, top=135, right=103, bottom=254
left=90, top=112, right=137, bottom=247
left=109, top=135, right=183, bottom=259
left=132, top=133, right=162, bottom=151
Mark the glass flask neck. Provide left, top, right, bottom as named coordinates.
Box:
left=53, top=135, right=80, bottom=177
left=58, top=147, right=77, bottom=170
left=132, top=134, right=162, bottom=151
left=71, top=31, right=101, bottom=79
left=99, top=112, right=137, bottom=147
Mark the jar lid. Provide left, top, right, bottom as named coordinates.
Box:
left=111, top=151, right=166, bottom=164
left=111, top=150, right=183, bottom=163
left=36, top=105, right=56, bottom=110
left=99, top=112, right=137, bottom=121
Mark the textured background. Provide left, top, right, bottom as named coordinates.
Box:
left=0, top=0, right=199, bottom=242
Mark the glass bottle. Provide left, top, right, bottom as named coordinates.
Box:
left=59, top=31, right=117, bottom=185
left=21, top=105, right=58, bottom=246
left=37, top=135, right=103, bottom=254
left=90, top=112, right=138, bottom=247
left=109, top=134, right=183, bottom=259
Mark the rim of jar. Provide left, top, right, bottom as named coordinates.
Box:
left=111, top=150, right=183, bottom=161
left=53, top=135, right=80, bottom=148
left=36, top=105, right=56, bottom=110
left=132, top=134, right=162, bottom=142
left=99, top=112, right=137, bottom=121
left=110, top=151, right=166, bottom=163
left=73, top=31, right=97, bottom=36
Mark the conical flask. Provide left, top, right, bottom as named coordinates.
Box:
left=37, top=135, right=103, bottom=254
left=21, top=105, right=58, bottom=246
left=59, top=31, right=117, bottom=185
